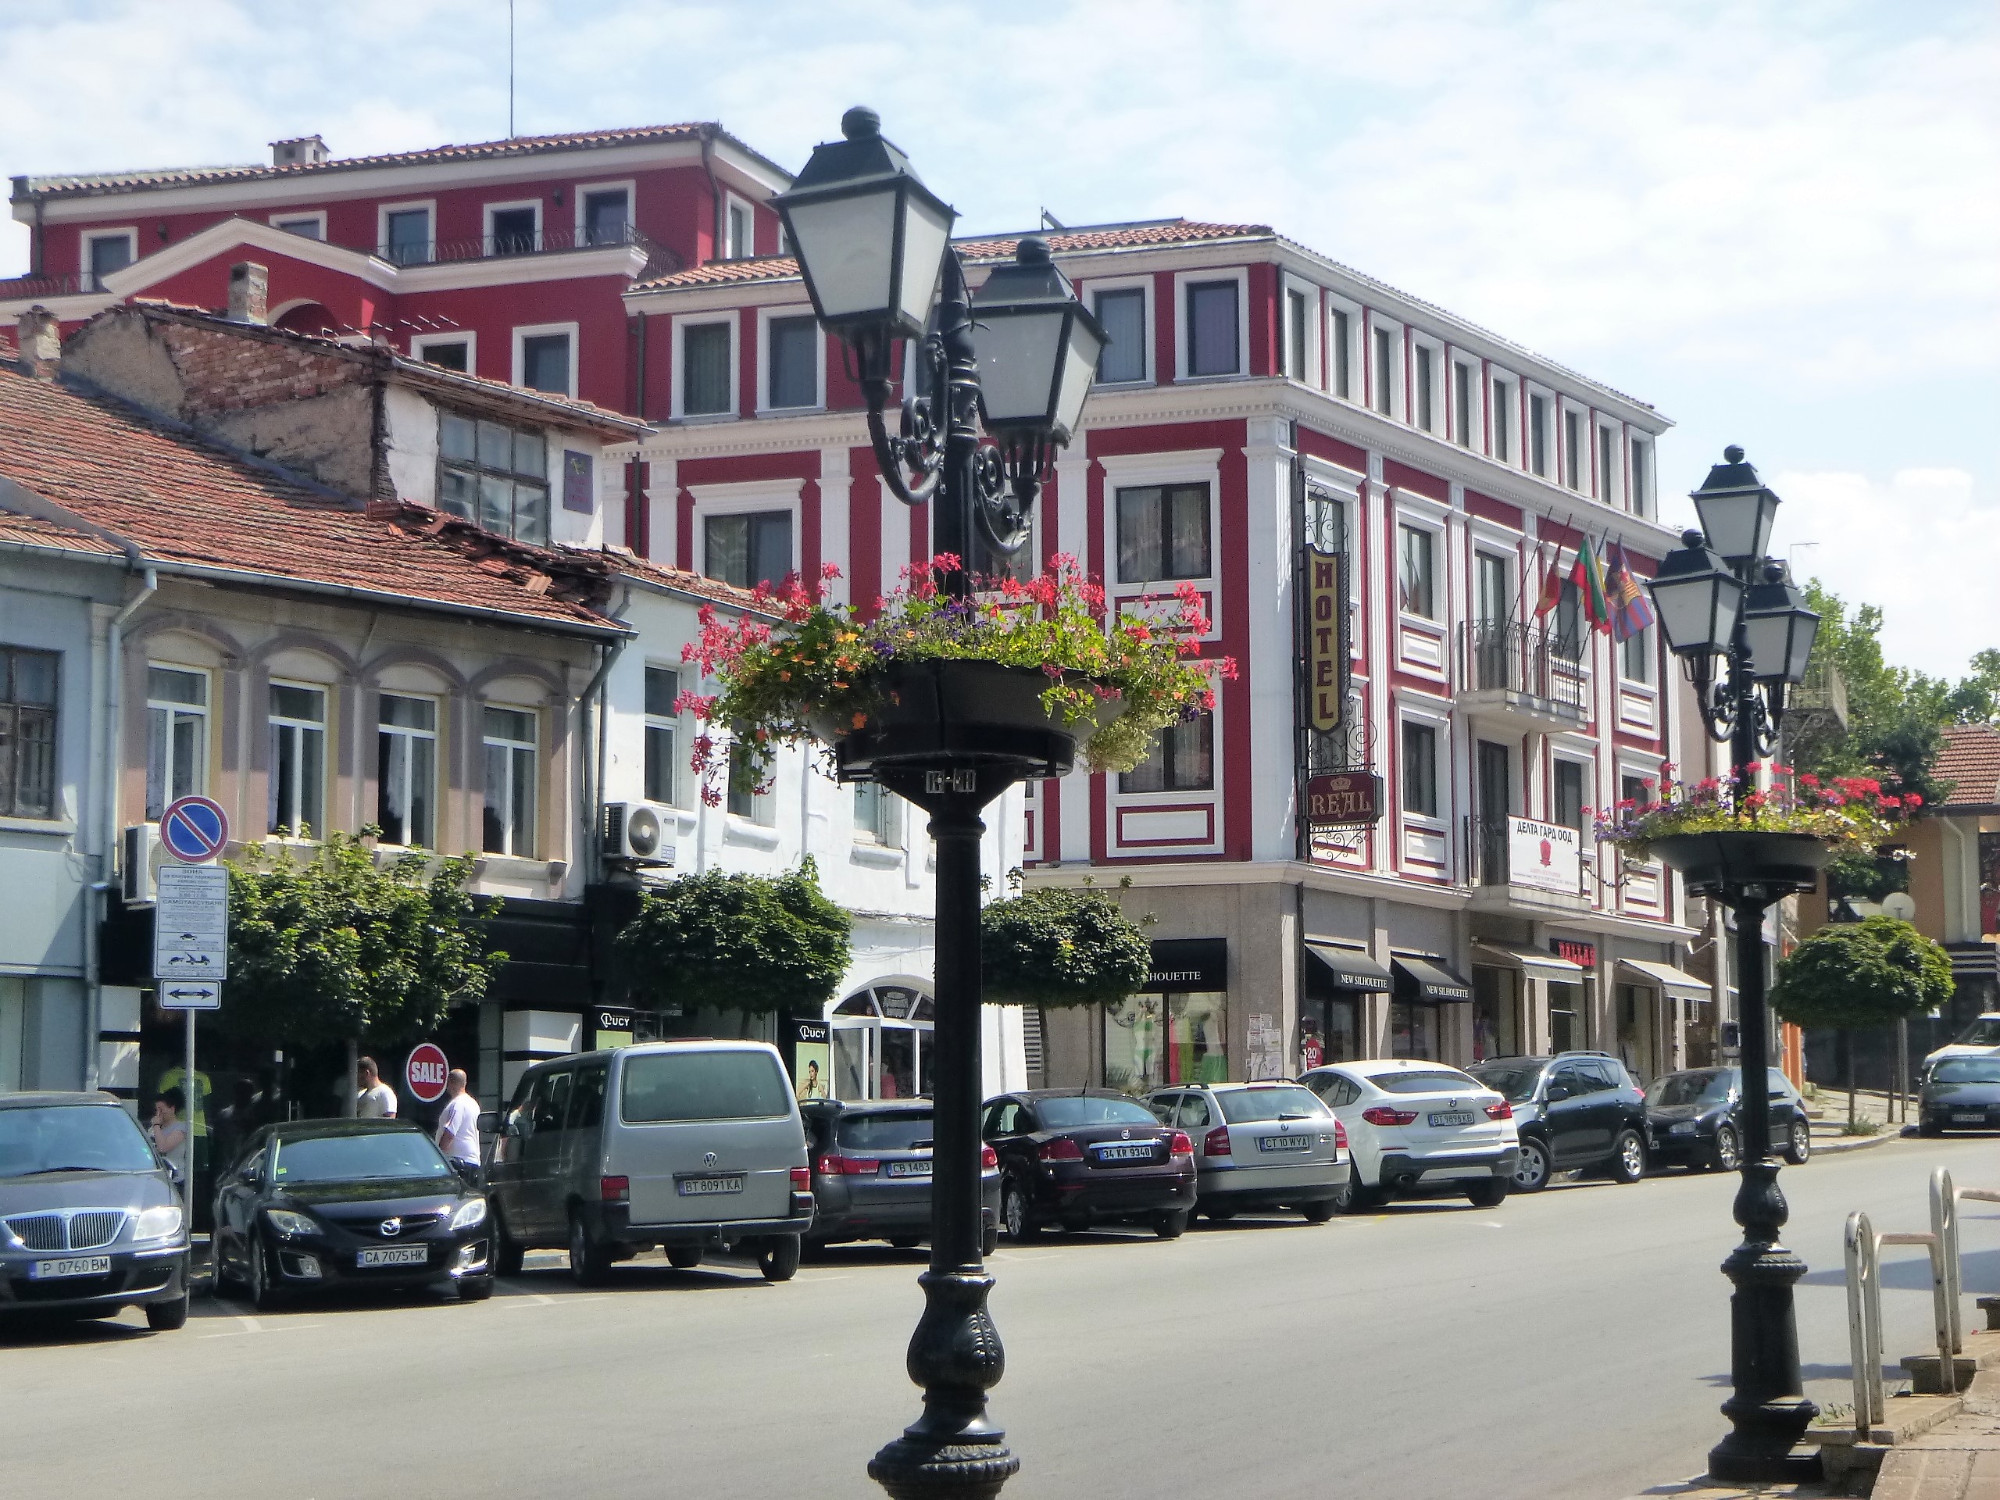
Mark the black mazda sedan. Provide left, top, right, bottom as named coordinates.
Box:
left=212, top=1119, right=492, bottom=1308
left=982, top=1089, right=1196, bottom=1240
left=1919, top=1056, right=2000, bottom=1135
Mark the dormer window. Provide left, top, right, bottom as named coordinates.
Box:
left=437, top=410, right=549, bottom=546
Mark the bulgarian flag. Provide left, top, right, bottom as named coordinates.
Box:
left=1569, top=537, right=1612, bottom=632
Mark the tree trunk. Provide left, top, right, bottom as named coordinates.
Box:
left=343, top=1036, right=358, bottom=1119
left=1842, top=1029, right=1855, bottom=1128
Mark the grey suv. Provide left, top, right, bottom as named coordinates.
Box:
left=1, top=1092, right=191, bottom=1329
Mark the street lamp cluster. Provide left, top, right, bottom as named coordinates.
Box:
left=1645, top=447, right=1826, bottom=1484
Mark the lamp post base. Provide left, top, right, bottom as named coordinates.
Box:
left=867, top=1266, right=1021, bottom=1500
left=1706, top=1160, right=1820, bottom=1483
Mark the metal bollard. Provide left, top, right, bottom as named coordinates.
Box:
left=1845, top=1211, right=1884, bottom=1440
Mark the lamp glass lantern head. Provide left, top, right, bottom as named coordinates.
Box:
left=772, top=107, right=956, bottom=344
left=1647, top=529, right=1744, bottom=659
left=1690, top=444, right=1781, bottom=565
left=1741, top=562, right=1821, bottom=684
left=968, top=237, right=1106, bottom=446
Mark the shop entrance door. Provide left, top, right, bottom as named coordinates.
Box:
left=830, top=985, right=935, bottom=1100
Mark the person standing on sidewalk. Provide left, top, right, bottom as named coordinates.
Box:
left=356, top=1058, right=398, bottom=1119
left=435, top=1070, right=482, bottom=1179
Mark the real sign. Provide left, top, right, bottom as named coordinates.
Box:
left=1508, top=817, right=1581, bottom=896
left=1303, top=771, right=1383, bottom=826
left=405, top=1043, right=450, bottom=1104
left=1305, top=548, right=1347, bottom=734
left=153, top=862, right=229, bottom=980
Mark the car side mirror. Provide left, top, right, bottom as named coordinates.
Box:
left=451, top=1158, right=482, bottom=1183
left=1545, top=1084, right=1571, bottom=1103
left=477, top=1111, right=499, bottom=1135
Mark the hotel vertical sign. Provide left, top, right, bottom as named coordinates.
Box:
left=1306, top=547, right=1348, bottom=734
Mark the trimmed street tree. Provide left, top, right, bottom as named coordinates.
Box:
left=1771, top=915, right=1954, bottom=1125
left=222, top=830, right=506, bottom=1051
left=980, top=878, right=1152, bottom=1010
left=616, top=858, right=851, bottom=1016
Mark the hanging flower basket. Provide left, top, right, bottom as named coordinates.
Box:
left=1646, top=829, right=1836, bottom=897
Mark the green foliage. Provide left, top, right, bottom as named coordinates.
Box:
left=1825, top=847, right=1909, bottom=903
left=1771, top=915, right=1954, bottom=1032
left=615, top=858, right=851, bottom=1016
left=1947, top=648, right=2000, bottom=726
left=980, top=882, right=1152, bottom=1009
left=223, top=830, right=505, bottom=1050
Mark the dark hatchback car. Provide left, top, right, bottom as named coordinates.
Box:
left=982, top=1089, right=1196, bottom=1240
left=1918, top=1056, right=2000, bottom=1136
left=1, top=1092, right=191, bottom=1330
left=1466, top=1053, right=1650, bottom=1191
left=801, top=1100, right=1002, bottom=1255
left=212, top=1119, right=492, bottom=1309
left=1644, top=1067, right=1812, bottom=1169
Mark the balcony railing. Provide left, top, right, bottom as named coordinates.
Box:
left=0, top=270, right=92, bottom=301
left=1464, top=813, right=1591, bottom=898
left=1458, top=619, right=1589, bottom=714
left=369, top=223, right=682, bottom=279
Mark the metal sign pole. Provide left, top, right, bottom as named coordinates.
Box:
left=183, top=1008, right=195, bottom=1204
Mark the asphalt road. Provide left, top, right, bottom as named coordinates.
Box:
left=6, top=1133, right=1997, bottom=1499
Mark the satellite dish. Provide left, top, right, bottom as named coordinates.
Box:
left=1881, top=891, right=1917, bottom=922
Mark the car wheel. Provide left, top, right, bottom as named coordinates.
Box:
left=211, top=1234, right=241, bottom=1291
left=1152, top=1208, right=1191, bottom=1240
left=1204, top=1204, right=1237, bottom=1222
left=1919, top=1116, right=1943, bottom=1138
left=458, top=1276, right=494, bottom=1302
left=145, top=1291, right=191, bottom=1331
left=758, top=1237, right=802, bottom=1283
left=1301, top=1199, right=1338, bottom=1224
left=1784, top=1119, right=1812, bottom=1165
left=245, top=1231, right=284, bottom=1312
left=1511, top=1138, right=1553, bottom=1192
left=980, top=1219, right=1000, bottom=1258
left=1002, top=1179, right=1040, bottom=1241
left=886, top=1235, right=922, bottom=1250
left=1465, top=1178, right=1509, bottom=1209
left=492, top=1210, right=525, bottom=1278
left=568, top=1210, right=611, bottom=1287
left=666, top=1246, right=703, bottom=1270
left=1332, top=1175, right=1379, bottom=1214
left=1711, top=1123, right=1743, bottom=1171
left=1608, top=1130, right=1646, bottom=1184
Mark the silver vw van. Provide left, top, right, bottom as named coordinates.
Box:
left=485, top=1040, right=812, bottom=1285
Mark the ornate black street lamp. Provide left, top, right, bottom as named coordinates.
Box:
left=1647, top=446, right=1824, bottom=1483
left=775, top=107, right=1104, bottom=1500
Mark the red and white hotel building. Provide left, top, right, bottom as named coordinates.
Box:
left=6, top=123, right=1711, bottom=1091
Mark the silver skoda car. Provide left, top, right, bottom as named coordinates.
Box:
left=1145, top=1082, right=1348, bottom=1223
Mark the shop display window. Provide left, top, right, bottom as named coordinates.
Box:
left=1299, top=996, right=1360, bottom=1072
left=1389, top=1002, right=1440, bottom=1060
left=1104, top=992, right=1228, bottom=1092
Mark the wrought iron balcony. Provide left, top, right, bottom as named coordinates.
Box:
left=0, top=270, right=92, bottom=301
left=1463, top=812, right=1591, bottom=910
left=1456, top=619, right=1590, bottom=731
left=369, top=223, right=682, bottom=278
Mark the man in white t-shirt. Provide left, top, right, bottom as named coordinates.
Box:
left=355, top=1057, right=398, bottom=1119
left=436, top=1070, right=482, bottom=1174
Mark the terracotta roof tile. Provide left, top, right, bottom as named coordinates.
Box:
left=0, top=366, right=620, bottom=632
left=17, top=123, right=789, bottom=200
left=0, top=509, right=122, bottom=556
left=1937, top=724, right=2000, bottom=808
left=579, top=546, right=768, bottom=612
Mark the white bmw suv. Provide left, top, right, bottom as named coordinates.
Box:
left=1300, top=1059, right=1519, bottom=1212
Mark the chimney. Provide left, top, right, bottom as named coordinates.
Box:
left=270, top=135, right=330, bottom=168
left=16, top=306, right=60, bottom=379
left=228, top=262, right=269, bottom=325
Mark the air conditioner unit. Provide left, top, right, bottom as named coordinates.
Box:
left=121, top=823, right=160, bottom=905
left=603, top=801, right=675, bottom=867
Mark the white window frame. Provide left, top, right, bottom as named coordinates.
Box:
left=1325, top=296, right=1362, bottom=404
left=1281, top=274, right=1321, bottom=387
left=375, top=692, right=439, bottom=849
left=1525, top=385, right=1556, bottom=480
left=853, top=781, right=904, bottom=847
left=1550, top=753, right=1593, bottom=833
left=411, top=329, right=477, bottom=373
left=1084, top=275, right=1153, bottom=387
left=267, top=678, right=328, bottom=837
left=1396, top=516, right=1443, bottom=623
left=688, top=479, right=804, bottom=588
left=81, top=227, right=138, bottom=287
left=573, top=178, right=637, bottom=246
left=1410, top=336, right=1444, bottom=434
left=726, top=738, right=775, bottom=827
left=1450, top=354, right=1480, bottom=450
left=512, top=320, right=579, bottom=399
left=483, top=198, right=544, bottom=257
left=1397, top=709, right=1446, bottom=824
left=268, top=210, right=327, bottom=241
left=1560, top=401, right=1589, bottom=493
left=481, top=704, right=539, bottom=859
left=756, top=304, right=826, bottom=414
left=1490, top=371, right=1517, bottom=466
left=1629, top=434, right=1654, bottom=518
left=1368, top=313, right=1405, bottom=421
left=376, top=199, right=437, bottom=265
left=145, top=664, right=210, bottom=822
left=1620, top=621, right=1655, bottom=685
left=1596, top=419, right=1622, bottom=507
left=672, top=312, right=741, bottom=420
left=723, top=191, right=756, bottom=261
left=1098, top=450, right=1223, bottom=596
left=642, top=663, right=682, bottom=807
left=1173, top=267, right=1249, bottom=382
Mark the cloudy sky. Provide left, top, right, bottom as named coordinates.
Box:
left=3, top=0, right=1993, bottom=679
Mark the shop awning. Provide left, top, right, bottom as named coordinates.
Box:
left=1392, top=955, right=1474, bottom=1004
left=1617, top=959, right=1711, bottom=1003
left=1472, top=942, right=1585, bottom=984
left=1305, top=943, right=1393, bottom=994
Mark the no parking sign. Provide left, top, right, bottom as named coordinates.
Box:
left=160, top=795, right=230, bottom=863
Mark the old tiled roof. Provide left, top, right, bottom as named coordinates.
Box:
left=632, top=219, right=1273, bottom=291
left=0, top=509, right=122, bottom=556
left=0, top=363, right=621, bottom=632
left=1937, top=724, right=2000, bottom=808
left=15, top=123, right=790, bottom=200
left=582, top=546, right=768, bottom=613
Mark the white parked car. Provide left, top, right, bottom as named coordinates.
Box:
left=1299, top=1059, right=1519, bottom=1212
left=1920, top=1014, right=2000, bottom=1081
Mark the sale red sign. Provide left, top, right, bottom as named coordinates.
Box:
left=405, top=1043, right=449, bottom=1104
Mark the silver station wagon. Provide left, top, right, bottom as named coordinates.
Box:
left=1146, top=1082, right=1349, bottom=1223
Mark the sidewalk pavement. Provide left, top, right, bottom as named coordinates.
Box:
left=1809, top=1086, right=1914, bottom=1156
left=1869, top=1367, right=2000, bottom=1499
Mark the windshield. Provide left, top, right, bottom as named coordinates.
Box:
left=1648, top=1071, right=1734, bottom=1107
left=1933, top=1058, right=2000, bottom=1085
left=1037, top=1095, right=1161, bottom=1129
left=1367, top=1068, right=1482, bottom=1096
left=837, top=1112, right=933, bottom=1152
left=270, top=1131, right=452, bottom=1185
left=0, top=1105, right=159, bottom=1177
left=621, top=1051, right=792, bottom=1123
left=1468, top=1063, right=1544, bottom=1103
left=1217, top=1087, right=1330, bottom=1123
left=1954, top=1019, right=2000, bottom=1047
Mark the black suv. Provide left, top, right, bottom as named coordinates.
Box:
left=1466, top=1053, right=1649, bottom=1191
left=1645, top=1067, right=1812, bottom=1169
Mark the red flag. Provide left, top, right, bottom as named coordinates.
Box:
left=1534, top=543, right=1563, bottom=617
